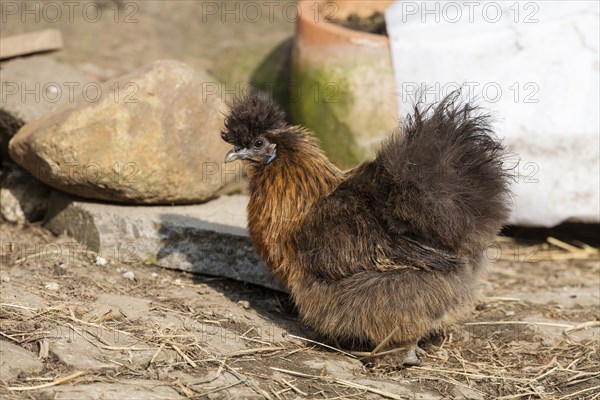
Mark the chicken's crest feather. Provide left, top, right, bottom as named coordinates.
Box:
left=221, top=90, right=287, bottom=146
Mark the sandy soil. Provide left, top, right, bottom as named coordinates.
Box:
left=0, top=221, right=598, bottom=400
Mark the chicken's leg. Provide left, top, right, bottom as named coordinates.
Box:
left=365, top=341, right=426, bottom=368
left=401, top=344, right=427, bottom=366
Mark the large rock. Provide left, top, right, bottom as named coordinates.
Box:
left=9, top=60, right=242, bottom=204
left=43, top=192, right=283, bottom=291
left=0, top=56, right=91, bottom=162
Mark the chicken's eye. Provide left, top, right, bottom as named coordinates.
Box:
left=253, top=139, right=265, bottom=149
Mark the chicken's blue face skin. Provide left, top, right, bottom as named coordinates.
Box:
left=223, top=134, right=277, bottom=165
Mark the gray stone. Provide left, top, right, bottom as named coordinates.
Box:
left=0, top=284, right=46, bottom=310
left=43, top=380, right=184, bottom=400
left=43, top=191, right=283, bottom=291
left=50, top=326, right=116, bottom=370
left=9, top=59, right=243, bottom=204
left=0, top=341, right=44, bottom=381
left=0, top=55, right=90, bottom=162
left=50, top=323, right=176, bottom=370
left=451, top=386, right=485, bottom=400
left=0, top=187, right=24, bottom=223
left=92, top=294, right=151, bottom=320
left=0, top=164, right=51, bottom=223
left=504, top=286, right=600, bottom=308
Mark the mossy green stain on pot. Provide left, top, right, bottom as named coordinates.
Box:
left=287, top=54, right=397, bottom=168
left=288, top=64, right=364, bottom=168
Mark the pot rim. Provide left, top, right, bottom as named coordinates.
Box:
left=297, top=0, right=391, bottom=45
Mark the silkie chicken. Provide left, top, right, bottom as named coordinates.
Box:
left=221, top=90, right=511, bottom=367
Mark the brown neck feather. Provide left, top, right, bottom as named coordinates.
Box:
left=246, top=131, right=343, bottom=285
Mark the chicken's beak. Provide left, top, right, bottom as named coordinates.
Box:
left=224, top=147, right=251, bottom=163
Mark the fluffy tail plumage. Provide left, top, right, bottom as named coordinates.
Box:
left=376, top=93, right=512, bottom=255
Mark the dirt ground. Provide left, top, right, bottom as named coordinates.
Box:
left=0, top=221, right=598, bottom=400
left=1, top=1, right=598, bottom=398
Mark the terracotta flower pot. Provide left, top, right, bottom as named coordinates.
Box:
left=289, top=0, right=397, bottom=168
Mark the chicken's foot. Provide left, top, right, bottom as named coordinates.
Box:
left=365, top=342, right=426, bottom=369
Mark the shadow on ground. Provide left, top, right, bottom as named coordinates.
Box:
left=155, top=213, right=310, bottom=341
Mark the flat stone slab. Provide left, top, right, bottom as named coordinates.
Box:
left=43, top=380, right=185, bottom=400
left=43, top=192, right=283, bottom=291
left=0, top=341, right=44, bottom=381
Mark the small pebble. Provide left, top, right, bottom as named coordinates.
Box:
left=505, top=310, right=515, bottom=317
left=1, top=276, right=10, bottom=283
left=45, top=282, right=59, bottom=291
left=151, top=272, right=158, bottom=278
left=174, top=278, right=182, bottom=285
left=95, top=256, right=108, bottom=266
left=122, top=271, right=135, bottom=280
left=238, top=300, right=250, bottom=309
